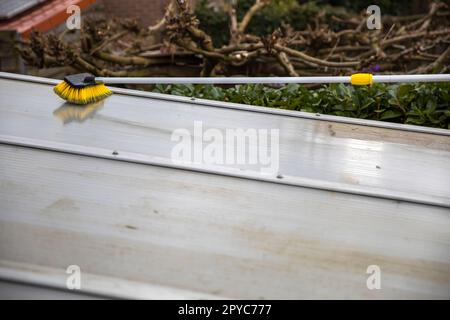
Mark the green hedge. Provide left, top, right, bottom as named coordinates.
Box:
left=153, top=82, right=450, bottom=129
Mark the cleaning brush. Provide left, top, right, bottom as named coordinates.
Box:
left=54, top=73, right=450, bottom=105
left=54, top=73, right=112, bottom=105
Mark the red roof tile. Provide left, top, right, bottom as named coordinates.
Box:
left=0, top=0, right=97, bottom=38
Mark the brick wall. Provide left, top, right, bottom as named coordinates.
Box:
left=101, top=0, right=197, bottom=27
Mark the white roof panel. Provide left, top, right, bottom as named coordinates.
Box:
left=0, top=72, right=449, bottom=299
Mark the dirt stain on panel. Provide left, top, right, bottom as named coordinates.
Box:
left=42, top=197, right=79, bottom=215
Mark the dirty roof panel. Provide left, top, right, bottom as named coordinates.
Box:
left=0, top=73, right=449, bottom=207
left=1, top=143, right=450, bottom=299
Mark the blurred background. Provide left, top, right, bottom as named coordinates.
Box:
left=1, top=0, right=448, bottom=77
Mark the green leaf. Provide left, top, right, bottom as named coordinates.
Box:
left=397, top=84, right=413, bottom=98
left=380, top=110, right=403, bottom=120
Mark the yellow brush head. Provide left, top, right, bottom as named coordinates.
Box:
left=54, top=80, right=112, bottom=105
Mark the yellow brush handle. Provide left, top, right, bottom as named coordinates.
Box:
left=351, top=73, right=373, bottom=86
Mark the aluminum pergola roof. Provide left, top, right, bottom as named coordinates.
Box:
left=0, top=72, right=449, bottom=299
